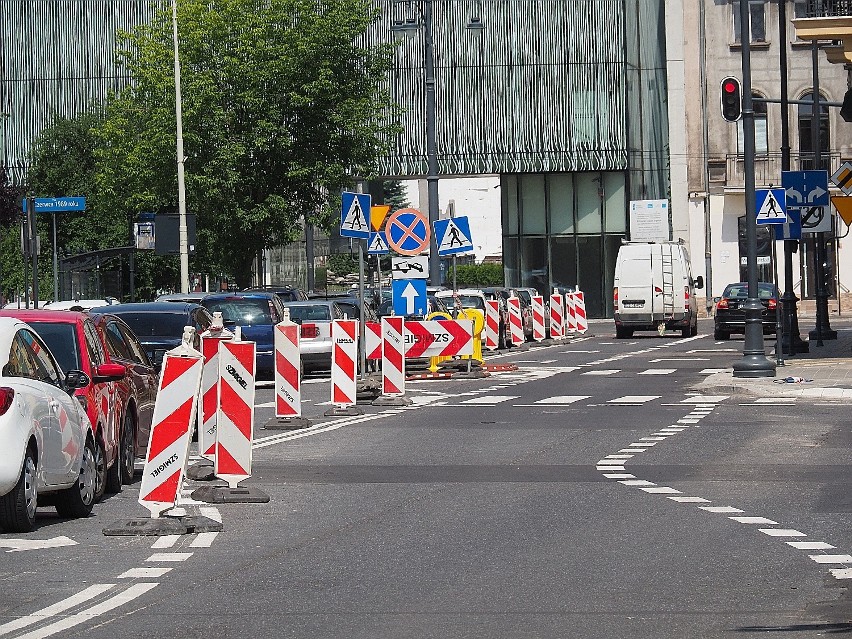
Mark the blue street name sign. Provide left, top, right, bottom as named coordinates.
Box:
left=392, top=279, right=427, bottom=317
left=23, top=196, right=87, bottom=213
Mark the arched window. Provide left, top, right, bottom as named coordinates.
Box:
left=737, top=92, right=768, bottom=156
left=798, top=91, right=830, bottom=170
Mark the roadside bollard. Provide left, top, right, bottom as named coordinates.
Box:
left=326, top=319, right=363, bottom=416
left=550, top=292, right=564, bottom=339
left=484, top=300, right=500, bottom=350
left=373, top=316, right=410, bottom=406
left=531, top=295, right=546, bottom=342
left=265, top=308, right=311, bottom=430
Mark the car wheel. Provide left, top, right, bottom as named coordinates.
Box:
left=690, top=322, right=698, bottom=337
left=681, top=326, right=691, bottom=338
left=93, top=436, right=106, bottom=502
left=0, top=446, right=38, bottom=533
left=119, top=412, right=136, bottom=485
left=55, top=437, right=96, bottom=519
left=714, top=329, right=729, bottom=340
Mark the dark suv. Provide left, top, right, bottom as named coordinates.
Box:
left=713, top=282, right=778, bottom=339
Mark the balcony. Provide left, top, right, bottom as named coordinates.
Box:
left=712, top=152, right=843, bottom=190
left=792, top=2, right=852, bottom=64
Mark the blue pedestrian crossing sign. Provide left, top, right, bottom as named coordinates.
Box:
left=367, top=231, right=389, bottom=255
left=340, top=192, right=371, bottom=239
left=392, top=279, right=427, bottom=316
left=434, top=216, right=474, bottom=256
left=755, top=188, right=787, bottom=225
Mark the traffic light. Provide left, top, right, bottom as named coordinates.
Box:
left=720, top=76, right=742, bottom=122
left=841, top=88, right=852, bottom=123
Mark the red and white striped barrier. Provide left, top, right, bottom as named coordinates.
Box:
left=405, top=320, right=474, bottom=357
left=484, top=300, right=500, bottom=350
left=549, top=293, right=564, bottom=339
left=215, top=340, right=256, bottom=489
left=139, top=330, right=203, bottom=518
left=507, top=296, right=524, bottom=346
left=381, top=317, right=406, bottom=396
left=274, top=317, right=301, bottom=418
left=198, top=315, right=234, bottom=461
left=331, top=319, right=358, bottom=408
left=573, top=290, right=588, bottom=334
left=565, top=293, right=577, bottom=333
left=531, top=295, right=546, bottom=342
left=365, top=321, right=382, bottom=361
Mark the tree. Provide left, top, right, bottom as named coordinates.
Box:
left=97, top=0, right=398, bottom=287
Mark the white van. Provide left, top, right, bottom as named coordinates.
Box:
left=612, top=240, right=703, bottom=338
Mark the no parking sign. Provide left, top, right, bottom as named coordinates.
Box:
left=386, top=208, right=431, bottom=256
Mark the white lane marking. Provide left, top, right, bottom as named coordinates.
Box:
left=199, top=507, right=222, bottom=523
left=650, top=358, right=708, bottom=362
left=700, top=506, right=744, bottom=514
left=755, top=397, right=796, bottom=403
left=668, top=496, right=711, bottom=503
left=688, top=348, right=738, bottom=353
left=618, top=448, right=643, bottom=453
left=190, top=532, right=220, bottom=548
left=255, top=401, right=275, bottom=408
left=14, top=583, right=158, bottom=639
left=603, top=473, right=635, bottom=479
left=0, top=584, right=115, bottom=637
left=0, top=536, right=77, bottom=553
left=605, top=454, right=634, bottom=459
left=678, top=419, right=700, bottom=424
left=596, top=466, right=624, bottom=471
left=639, top=436, right=668, bottom=441
left=118, top=567, right=172, bottom=579
left=830, top=568, right=852, bottom=579
left=151, top=535, right=180, bottom=549
left=788, top=541, right=836, bottom=550
left=460, top=396, right=519, bottom=405
left=146, top=552, right=193, bottom=562
left=759, top=529, right=807, bottom=537
left=533, top=395, right=590, bottom=404
left=583, top=369, right=620, bottom=376
left=640, top=487, right=681, bottom=494
left=682, top=395, right=729, bottom=403
left=810, top=554, right=852, bottom=564
left=597, top=459, right=628, bottom=465
left=620, top=480, right=655, bottom=486
left=699, top=368, right=727, bottom=374
left=608, top=395, right=661, bottom=404
left=627, top=441, right=657, bottom=447
left=730, top=516, right=779, bottom=525
left=639, top=369, right=676, bottom=375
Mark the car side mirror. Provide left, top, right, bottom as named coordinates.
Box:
left=713, top=296, right=721, bottom=303
left=93, top=362, right=127, bottom=383
left=64, top=370, right=91, bottom=391
left=694, top=276, right=704, bottom=290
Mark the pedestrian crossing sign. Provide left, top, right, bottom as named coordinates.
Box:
left=367, top=231, right=389, bottom=255
left=434, top=216, right=474, bottom=256
left=755, top=188, right=787, bottom=225
left=340, top=191, right=371, bottom=239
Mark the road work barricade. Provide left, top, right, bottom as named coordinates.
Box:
left=265, top=309, right=311, bottom=430
left=550, top=293, right=564, bottom=339
left=565, top=293, right=577, bottom=333
left=326, top=319, right=362, bottom=416
left=531, top=295, right=546, bottom=342
left=198, top=313, right=234, bottom=463
left=365, top=321, right=382, bottom=361
left=573, top=290, right=588, bottom=334
left=373, top=317, right=411, bottom=406
left=484, top=300, right=500, bottom=350
left=507, top=296, right=524, bottom=346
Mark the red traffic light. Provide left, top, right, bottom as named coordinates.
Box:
left=720, top=76, right=742, bottom=122
left=723, top=80, right=738, bottom=94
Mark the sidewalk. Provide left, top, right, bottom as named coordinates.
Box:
left=699, top=316, right=852, bottom=399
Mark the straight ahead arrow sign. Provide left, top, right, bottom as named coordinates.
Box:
left=401, top=282, right=418, bottom=315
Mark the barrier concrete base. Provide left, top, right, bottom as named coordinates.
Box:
left=372, top=395, right=412, bottom=406
left=191, top=485, right=270, bottom=504
left=452, top=370, right=489, bottom=379
left=264, top=416, right=313, bottom=430
left=511, top=343, right=530, bottom=351
left=532, top=339, right=555, bottom=347
left=180, top=515, right=224, bottom=532
left=187, top=462, right=215, bottom=481
left=324, top=405, right=363, bottom=416
left=103, top=517, right=187, bottom=536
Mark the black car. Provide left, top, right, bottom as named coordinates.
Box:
left=713, top=282, right=778, bottom=339
left=90, top=302, right=214, bottom=368
left=243, top=285, right=308, bottom=302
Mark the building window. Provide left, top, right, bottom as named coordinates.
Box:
left=737, top=93, right=768, bottom=156
left=798, top=91, right=830, bottom=171
left=733, top=0, right=767, bottom=43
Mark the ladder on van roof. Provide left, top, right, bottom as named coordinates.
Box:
left=660, top=245, right=675, bottom=318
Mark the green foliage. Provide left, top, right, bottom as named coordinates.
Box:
left=328, top=252, right=358, bottom=275
left=447, top=263, right=504, bottom=287
left=383, top=180, right=409, bottom=214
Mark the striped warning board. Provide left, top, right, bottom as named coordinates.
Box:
left=531, top=295, right=546, bottom=341
left=198, top=330, right=233, bottom=460
left=550, top=293, right=564, bottom=339
left=484, top=300, right=500, bottom=350
left=331, top=320, right=358, bottom=407
left=274, top=321, right=301, bottom=418
left=381, top=316, right=406, bottom=396
left=216, top=340, right=256, bottom=489
left=507, top=296, right=524, bottom=346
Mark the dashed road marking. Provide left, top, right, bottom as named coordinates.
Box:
left=118, top=567, right=172, bottom=579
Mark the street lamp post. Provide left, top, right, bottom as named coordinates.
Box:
left=733, top=0, right=775, bottom=378
left=172, top=0, right=190, bottom=294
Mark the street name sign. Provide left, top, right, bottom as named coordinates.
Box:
left=23, top=196, right=86, bottom=213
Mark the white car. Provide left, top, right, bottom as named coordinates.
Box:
left=0, top=318, right=97, bottom=532
left=42, top=298, right=117, bottom=311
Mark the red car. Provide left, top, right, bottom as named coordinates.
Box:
left=0, top=310, right=157, bottom=499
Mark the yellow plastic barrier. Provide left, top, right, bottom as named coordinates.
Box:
left=427, top=308, right=484, bottom=372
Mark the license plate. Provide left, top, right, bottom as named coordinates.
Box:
left=623, top=302, right=644, bottom=308
left=300, top=326, right=318, bottom=338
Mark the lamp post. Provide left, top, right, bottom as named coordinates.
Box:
left=733, top=0, right=775, bottom=378
left=172, top=0, right=190, bottom=294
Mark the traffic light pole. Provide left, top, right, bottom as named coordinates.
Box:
left=733, top=0, right=775, bottom=378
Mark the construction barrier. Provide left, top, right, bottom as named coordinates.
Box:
left=198, top=314, right=234, bottom=461
left=274, top=313, right=302, bottom=418
left=573, top=290, right=589, bottom=334
left=507, top=296, right=524, bottom=346
left=331, top=319, right=359, bottom=408
left=215, top=340, right=256, bottom=489
left=381, top=317, right=405, bottom=396
left=565, top=292, right=577, bottom=333
left=484, top=300, right=500, bottom=350
left=139, top=329, right=203, bottom=518
left=406, top=319, right=474, bottom=358
left=550, top=293, right=564, bottom=339
left=365, top=321, right=382, bottom=361
left=531, top=295, right=546, bottom=342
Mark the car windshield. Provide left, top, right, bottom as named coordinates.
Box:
left=723, top=284, right=775, bottom=300
left=335, top=302, right=359, bottom=319
left=455, top=295, right=485, bottom=310
left=203, top=298, right=273, bottom=325
left=27, top=322, right=81, bottom=373
left=286, top=304, right=332, bottom=323
left=114, top=313, right=191, bottom=337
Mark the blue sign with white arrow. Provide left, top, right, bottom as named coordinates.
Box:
left=392, top=279, right=427, bottom=317
left=23, top=197, right=87, bottom=213
left=340, top=191, right=371, bottom=239
left=782, top=170, right=829, bottom=208
left=775, top=207, right=802, bottom=240
left=434, top=216, right=474, bottom=256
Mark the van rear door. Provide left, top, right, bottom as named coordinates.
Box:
left=616, top=246, right=658, bottom=318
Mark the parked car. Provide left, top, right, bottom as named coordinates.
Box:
left=281, top=300, right=345, bottom=372
left=329, top=297, right=379, bottom=322
left=243, top=285, right=308, bottom=302
left=154, top=292, right=208, bottom=304
left=43, top=298, right=118, bottom=311
left=0, top=317, right=98, bottom=532
left=0, top=309, right=132, bottom=500
left=713, top=282, right=779, bottom=340
left=200, top=292, right=286, bottom=377
left=91, top=302, right=213, bottom=370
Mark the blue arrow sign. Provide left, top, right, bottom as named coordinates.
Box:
left=340, top=192, right=370, bottom=239
left=392, top=279, right=427, bottom=317
left=23, top=197, right=87, bottom=213
left=782, top=170, right=829, bottom=208
left=434, top=216, right=474, bottom=256
left=776, top=207, right=802, bottom=240
left=367, top=231, right=389, bottom=255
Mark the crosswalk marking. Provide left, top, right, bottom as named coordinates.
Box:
left=582, top=369, right=620, bottom=376
left=461, top=396, right=519, bottom=405
left=682, top=395, right=729, bottom=403
left=638, top=369, right=676, bottom=375
left=608, top=395, right=661, bottom=404
left=532, top=395, right=590, bottom=405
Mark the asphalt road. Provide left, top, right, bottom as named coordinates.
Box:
left=2, top=319, right=852, bottom=638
